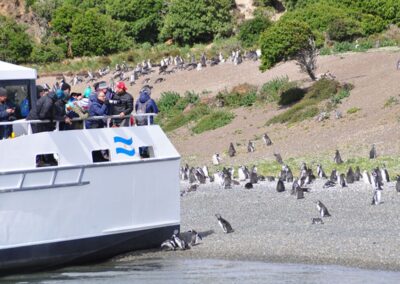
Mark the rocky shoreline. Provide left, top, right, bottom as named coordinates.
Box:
left=118, top=178, right=400, bottom=271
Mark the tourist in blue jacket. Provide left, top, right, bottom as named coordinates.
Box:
left=86, top=91, right=109, bottom=129
left=135, top=85, right=159, bottom=126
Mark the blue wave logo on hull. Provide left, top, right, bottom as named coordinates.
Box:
left=113, top=136, right=135, bottom=156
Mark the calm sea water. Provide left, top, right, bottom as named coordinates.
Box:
left=2, top=259, right=400, bottom=284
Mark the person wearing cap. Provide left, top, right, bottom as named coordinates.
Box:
left=111, top=81, right=133, bottom=127
left=135, top=85, right=159, bottom=126
left=0, top=88, right=17, bottom=139
left=66, top=92, right=89, bottom=129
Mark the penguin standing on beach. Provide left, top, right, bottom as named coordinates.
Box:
left=247, top=140, right=255, bottom=153
left=215, top=214, right=234, bottom=233
left=346, top=167, right=355, bottom=184
left=316, top=164, right=327, bottom=179
left=212, top=153, right=221, bottom=165
left=187, top=229, right=202, bottom=246
left=249, top=166, right=258, bottom=184
left=381, top=165, right=390, bottom=182
left=354, top=166, right=362, bottom=181
left=362, top=170, right=372, bottom=185
left=316, top=200, right=331, bottom=217
left=276, top=179, right=285, bottom=192
left=339, top=173, right=347, bottom=187
left=330, top=169, right=337, bottom=183
left=228, top=143, right=236, bottom=157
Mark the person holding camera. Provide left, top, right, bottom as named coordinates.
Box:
left=0, top=88, right=17, bottom=139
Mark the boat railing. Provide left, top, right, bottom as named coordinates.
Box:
left=0, top=113, right=157, bottom=136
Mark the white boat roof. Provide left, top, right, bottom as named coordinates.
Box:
left=0, top=60, right=37, bottom=80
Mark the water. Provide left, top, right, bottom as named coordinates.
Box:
left=3, top=259, right=400, bottom=284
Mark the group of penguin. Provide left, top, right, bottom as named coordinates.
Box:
left=160, top=214, right=233, bottom=251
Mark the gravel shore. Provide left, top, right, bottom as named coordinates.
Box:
left=119, top=178, right=400, bottom=271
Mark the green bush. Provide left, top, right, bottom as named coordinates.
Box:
left=305, top=78, right=340, bottom=101
left=327, top=18, right=362, bottom=41
left=259, top=19, right=314, bottom=71
left=162, top=103, right=210, bottom=132
left=266, top=100, right=319, bottom=125
left=160, top=0, right=234, bottom=45
left=157, top=91, right=181, bottom=113
left=192, top=110, right=235, bottom=134
left=30, top=41, right=65, bottom=63
left=331, top=89, right=350, bottom=105
left=259, top=76, right=298, bottom=103
left=333, top=41, right=354, bottom=53
left=238, top=16, right=271, bottom=48
left=217, top=84, right=258, bottom=107
left=0, top=16, right=33, bottom=63
left=347, top=107, right=361, bottom=114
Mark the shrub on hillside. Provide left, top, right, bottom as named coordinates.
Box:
left=216, top=84, right=258, bottom=107
left=192, top=110, right=235, bottom=134
left=238, top=16, right=271, bottom=48
left=327, top=18, right=362, bottom=41
left=304, top=78, right=340, bottom=101
left=259, top=76, right=297, bottom=103
left=30, top=41, right=65, bottom=63
left=157, top=91, right=181, bottom=113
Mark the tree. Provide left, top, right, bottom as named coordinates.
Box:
left=238, top=16, right=271, bottom=48
left=0, top=16, right=33, bottom=63
left=70, top=9, right=130, bottom=57
left=105, top=0, right=164, bottom=43
left=294, top=38, right=317, bottom=80
left=31, top=0, right=63, bottom=22
left=259, top=19, right=316, bottom=80
left=160, top=0, right=234, bottom=45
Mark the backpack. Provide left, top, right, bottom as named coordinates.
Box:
left=136, top=100, right=150, bottom=126
left=20, top=98, right=30, bottom=118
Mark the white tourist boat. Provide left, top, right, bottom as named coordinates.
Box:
left=0, top=61, right=180, bottom=273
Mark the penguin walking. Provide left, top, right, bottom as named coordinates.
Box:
left=247, top=140, right=255, bottom=153
left=334, top=150, right=343, bottom=164
left=228, top=143, right=236, bottom=157
left=238, top=166, right=247, bottom=181
left=291, top=179, right=300, bottom=195
left=381, top=165, right=390, bottom=182
left=371, top=189, right=382, bottom=205
left=212, top=153, right=221, bottom=165
left=316, top=164, right=327, bottom=179
left=362, top=170, right=372, bottom=185
left=215, top=214, right=234, bottom=233
left=316, top=200, right=331, bottom=217
left=262, top=133, right=273, bottom=146
left=339, top=173, right=347, bottom=187
left=369, top=144, right=377, bottom=159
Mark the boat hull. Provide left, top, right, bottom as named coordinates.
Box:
left=0, top=224, right=179, bottom=275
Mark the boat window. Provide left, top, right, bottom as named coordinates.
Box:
left=36, top=154, right=59, bottom=167
left=0, top=82, right=31, bottom=119
left=139, top=146, right=154, bottom=159
left=92, top=149, right=110, bottom=163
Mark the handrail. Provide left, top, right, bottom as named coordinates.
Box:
left=0, top=113, right=157, bottom=135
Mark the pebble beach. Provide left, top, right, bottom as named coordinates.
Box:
left=119, top=178, right=400, bottom=271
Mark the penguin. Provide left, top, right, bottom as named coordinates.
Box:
left=279, top=165, right=287, bottom=181
left=274, top=153, right=284, bottom=165
left=371, top=168, right=383, bottom=190
left=371, top=189, right=382, bottom=205
left=276, top=179, right=285, bottom=192
left=339, top=173, right=346, bottom=187
left=381, top=165, right=390, bottom=182
left=222, top=168, right=232, bottom=189
left=346, top=167, right=355, bottom=184
left=334, top=150, right=343, bottom=164
left=362, top=170, right=372, bottom=185
left=238, top=166, right=247, bottom=181
left=354, top=166, right=362, bottom=181
left=369, top=144, right=377, bottom=159
left=214, top=172, right=224, bottom=186
left=291, top=179, right=300, bottom=195
left=244, top=182, right=253, bottom=189
left=189, top=168, right=197, bottom=184
left=316, top=200, right=331, bottom=217
left=323, top=180, right=336, bottom=188
left=311, top=218, right=324, bottom=225
left=297, top=187, right=304, bottom=199
left=180, top=167, right=188, bottom=180
left=330, top=169, right=337, bottom=182
left=187, top=229, right=202, bottom=246
left=247, top=140, right=255, bottom=153
left=228, top=143, right=236, bottom=157
left=172, top=231, right=188, bottom=250
left=212, top=153, right=221, bottom=165
left=396, top=176, right=400, bottom=192
left=202, top=165, right=209, bottom=178
left=195, top=168, right=206, bottom=184
left=262, top=133, right=273, bottom=146
left=285, top=166, right=294, bottom=182
left=215, top=214, right=234, bottom=233
left=249, top=166, right=258, bottom=184
left=161, top=238, right=176, bottom=251
left=316, top=164, right=327, bottom=179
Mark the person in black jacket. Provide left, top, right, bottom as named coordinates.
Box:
left=111, top=81, right=133, bottom=127
left=0, top=88, right=17, bottom=139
